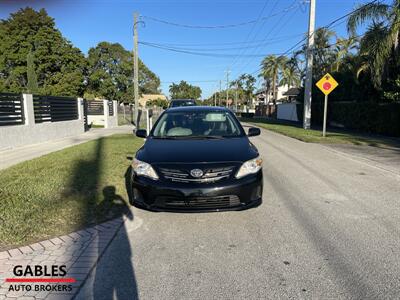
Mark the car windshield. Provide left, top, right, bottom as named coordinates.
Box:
left=152, top=110, right=244, bottom=138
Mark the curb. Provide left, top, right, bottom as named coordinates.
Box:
left=0, top=218, right=125, bottom=259
left=0, top=215, right=130, bottom=299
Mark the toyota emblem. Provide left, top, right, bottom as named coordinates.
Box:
left=190, top=169, right=203, bottom=178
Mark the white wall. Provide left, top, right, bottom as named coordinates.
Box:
left=87, top=115, right=105, bottom=126
left=104, top=100, right=118, bottom=129
left=277, top=103, right=299, bottom=122
left=0, top=96, right=119, bottom=150
left=0, top=94, right=84, bottom=150
left=87, top=100, right=118, bottom=128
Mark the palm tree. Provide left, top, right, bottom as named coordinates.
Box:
left=280, top=58, right=301, bottom=87
left=259, top=55, right=287, bottom=104
left=230, top=74, right=256, bottom=106
left=333, top=37, right=359, bottom=72
left=347, top=0, right=400, bottom=87
left=313, top=28, right=337, bottom=77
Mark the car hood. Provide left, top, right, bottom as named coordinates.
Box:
left=136, top=137, right=259, bottom=164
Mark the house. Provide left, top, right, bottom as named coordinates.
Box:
left=282, top=87, right=301, bottom=102
left=255, top=85, right=300, bottom=104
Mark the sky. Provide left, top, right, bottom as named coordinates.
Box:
left=0, top=0, right=378, bottom=98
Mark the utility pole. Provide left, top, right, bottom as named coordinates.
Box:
left=235, top=83, right=238, bottom=112
left=225, top=69, right=230, bottom=108
left=133, top=12, right=139, bottom=128
left=303, top=0, right=316, bottom=129
left=214, top=91, right=216, bottom=106
left=219, top=80, right=222, bottom=106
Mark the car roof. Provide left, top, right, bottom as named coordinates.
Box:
left=166, top=106, right=230, bottom=112
left=170, top=99, right=195, bottom=101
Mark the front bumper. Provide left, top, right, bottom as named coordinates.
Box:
left=129, top=170, right=263, bottom=212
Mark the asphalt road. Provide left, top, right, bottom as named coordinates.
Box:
left=76, top=128, right=400, bottom=300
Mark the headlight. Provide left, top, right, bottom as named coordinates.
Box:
left=132, top=158, right=159, bottom=180
left=235, top=157, right=263, bottom=179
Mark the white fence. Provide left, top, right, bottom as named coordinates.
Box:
left=277, top=103, right=299, bottom=122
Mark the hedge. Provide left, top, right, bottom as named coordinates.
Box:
left=297, top=102, right=400, bottom=137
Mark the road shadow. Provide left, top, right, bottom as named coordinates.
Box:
left=64, top=138, right=138, bottom=299
left=263, top=143, right=379, bottom=298
left=91, top=186, right=138, bottom=300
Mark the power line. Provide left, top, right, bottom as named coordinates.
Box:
left=139, top=41, right=292, bottom=57
left=246, top=0, right=382, bottom=77
left=139, top=37, right=302, bottom=52
left=140, top=1, right=383, bottom=72
left=233, top=0, right=302, bottom=77
left=141, top=2, right=301, bottom=29
left=140, top=33, right=305, bottom=47
left=227, top=0, right=275, bottom=70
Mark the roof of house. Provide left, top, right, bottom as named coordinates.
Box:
left=254, top=89, right=267, bottom=95
left=283, top=87, right=301, bottom=96
left=139, top=94, right=167, bottom=101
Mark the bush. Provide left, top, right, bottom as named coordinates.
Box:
left=241, top=112, right=254, bottom=118
left=147, top=98, right=168, bottom=108
left=311, top=102, right=400, bottom=137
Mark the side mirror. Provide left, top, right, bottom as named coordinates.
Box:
left=248, top=127, right=260, bottom=137
left=162, top=106, right=167, bottom=110
left=135, top=129, right=147, bottom=138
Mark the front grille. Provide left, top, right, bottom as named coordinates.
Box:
left=159, top=166, right=235, bottom=183
left=159, top=195, right=240, bottom=209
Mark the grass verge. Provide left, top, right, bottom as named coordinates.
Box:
left=0, top=134, right=142, bottom=250
left=242, top=118, right=400, bottom=148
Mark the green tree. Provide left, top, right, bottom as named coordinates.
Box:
left=259, top=55, right=287, bottom=103
left=147, top=98, right=168, bottom=108
left=347, top=0, right=400, bottom=88
left=230, top=73, right=256, bottom=105
left=313, top=28, right=336, bottom=78
left=86, top=42, right=160, bottom=102
left=169, top=81, right=202, bottom=99
left=26, top=51, right=38, bottom=93
left=280, top=58, right=301, bottom=87
left=0, top=8, right=86, bottom=96
left=333, top=37, right=359, bottom=72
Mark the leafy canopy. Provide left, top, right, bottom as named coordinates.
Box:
left=0, top=8, right=161, bottom=100
left=169, top=80, right=202, bottom=99
left=0, top=8, right=86, bottom=96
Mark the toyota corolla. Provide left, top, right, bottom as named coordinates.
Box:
left=129, top=106, right=263, bottom=212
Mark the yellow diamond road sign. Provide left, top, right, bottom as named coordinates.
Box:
left=316, top=73, right=339, bottom=95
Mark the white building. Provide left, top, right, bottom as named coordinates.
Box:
left=255, top=85, right=299, bottom=104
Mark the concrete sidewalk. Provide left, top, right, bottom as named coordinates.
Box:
left=0, top=215, right=131, bottom=299
left=0, top=125, right=134, bottom=170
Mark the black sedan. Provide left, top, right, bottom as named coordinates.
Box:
left=129, top=106, right=263, bottom=212
left=169, top=99, right=196, bottom=108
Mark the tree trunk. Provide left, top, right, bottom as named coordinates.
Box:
left=273, top=71, right=277, bottom=105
